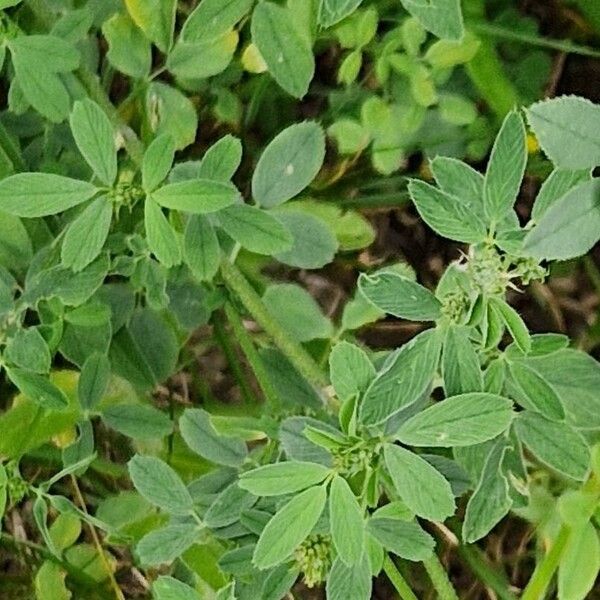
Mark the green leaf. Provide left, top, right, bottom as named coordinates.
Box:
left=262, top=283, right=332, bottom=342
left=273, top=211, right=338, bottom=269
left=329, top=475, right=365, bottom=565
left=34, top=561, right=70, bottom=600
left=9, top=35, right=79, bottom=72
left=431, top=156, right=485, bottom=220
left=442, top=326, right=483, bottom=396
left=508, top=361, right=565, bottom=421
left=183, top=215, right=220, bottom=281
left=253, top=485, right=327, bottom=569
left=0, top=213, right=32, bottom=272
left=61, top=197, right=112, bottom=272
left=137, top=524, right=198, bottom=566
left=262, top=564, right=300, bottom=600
left=462, top=441, right=512, bottom=542
left=102, top=12, right=151, bottom=79
left=144, top=198, right=182, bottom=267
left=78, top=353, right=110, bottom=411
left=198, top=135, right=243, bottom=182
left=204, top=482, right=256, bottom=528
left=329, top=341, right=375, bottom=401
left=143, top=134, right=175, bottom=192
left=408, top=179, right=486, bottom=243
left=360, top=329, right=441, bottom=425
left=514, top=411, right=590, bottom=481
left=522, top=348, right=600, bottom=429
left=125, top=0, right=176, bottom=53
left=7, top=369, right=69, bottom=411
left=384, top=444, right=455, bottom=522
left=366, top=518, right=434, bottom=561
left=128, top=454, right=193, bottom=514
left=153, top=576, right=203, bottom=600
left=182, top=0, right=254, bottom=42
left=527, top=96, right=600, bottom=169
left=523, top=179, right=600, bottom=261
left=318, top=0, right=364, bottom=28
left=152, top=179, right=239, bottom=213
left=531, top=168, right=592, bottom=221
left=398, top=0, right=463, bottom=40
left=167, top=33, right=238, bottom=79
left=146, top=82, right=198, bottom=150
left=397, top=392, right=514, bottom=447
left=180, top=408, right=247, bottom=467
left=239, top=461, right=330, bottom=496
left=217, top=204, right=293, bottom=255
left=70, top=99, right=117, bottom=186
left=0, top=173, right=96, bottom=217
left=0, top=464, right=7, bottom=521
left=358, top=271, right=441, bottom=321
left=483, top=110, right=527, bottom=223
left=558, top=522, right=600, bottom=600
left=252, top=2, right=315, bottom=98
left=252, top=122, right=325, bottom=208
left=5, top=327, right=51, bottom=374
left=326, top=555, right=372, bottom=600
left=490, top=298, right=530, bottom=354
left=102, top=404, right=172, bottom=439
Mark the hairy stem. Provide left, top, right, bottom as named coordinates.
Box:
left=423, top=554, right=460, bottom=600
left=220, top=259, right=329, bottom=391
left=224, top=302, right=282, bottom=410
left=383, top=555, right=419, bottom=600
left=212, top=310, right=255, bottom=406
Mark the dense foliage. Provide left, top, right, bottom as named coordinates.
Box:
left=0, top=0, right=600, bottom=599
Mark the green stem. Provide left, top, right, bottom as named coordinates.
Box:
left=0, top=121, right=26, bottom=171
left=383, top=555, right=419, bottom=600
left=471, top=21, right=600, bottom=59
left=212, top=310, right=255, bottom=406
left=456, top=544, right=517, bottom=600
left=423, top=554, right=460, bottom=600
left=219, top=259, right=329, bottom=391
left=224, top=302, right=282, bottom=410
left=521, top=525, right=571, bottom=600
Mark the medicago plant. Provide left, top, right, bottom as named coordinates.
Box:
left=0, top=0, right=600, bottom=599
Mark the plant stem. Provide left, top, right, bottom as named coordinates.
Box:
left=220, top=259, right=330, bottom=391
left=521, top=525, right=571, bottom=600
left=0, top=121, right=26, bottom=171
left=212, top=310, right=255, bottom=406
left=224, top=302, right=281, bottom=410
left=456, top=544, right=517, bottom=600
left=383, top=555, right=419, bottom=600
left=70, top=476, right=125, bottom=600
left=423, top=554, right=460, bottom=600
